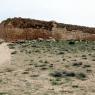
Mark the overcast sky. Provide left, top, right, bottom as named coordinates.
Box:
left=0, top=0, right=95, bottom=27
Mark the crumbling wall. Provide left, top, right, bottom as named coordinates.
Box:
left=51, top=26, right=95, bottom=40
left=57, top=23, right=95, bottom=34
left=0, top=27, right=52, bottom=41
left=0, top=17, right=95, bottom=41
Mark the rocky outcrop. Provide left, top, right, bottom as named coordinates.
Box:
left=0, top=17, right=95, bottom=41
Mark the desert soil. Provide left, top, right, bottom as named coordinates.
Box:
left=0, top=40, right=95, bottom=95
left=0, top=42, right=11, bottom=65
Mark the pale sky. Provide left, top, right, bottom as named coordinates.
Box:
left=0, top=0, right=95, bottom=27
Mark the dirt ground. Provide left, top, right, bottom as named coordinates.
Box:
left=0, top=40, right=95, bottom=95
left=0, top=42, right=11, bottom=65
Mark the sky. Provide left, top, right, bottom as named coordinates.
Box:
left=0, top=0, right=95, bottom=27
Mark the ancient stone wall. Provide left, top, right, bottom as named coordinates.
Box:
left=0, top=18, right=95, bottom=41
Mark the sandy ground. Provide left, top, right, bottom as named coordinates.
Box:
left=0, top=40, right=95, bottom=95
left=0, top=42, right=11, bottom=65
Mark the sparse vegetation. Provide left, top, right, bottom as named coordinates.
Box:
left=72, top=62, right=83, bottom=67
left=50, top=78, right=62, bottom=85
left=0, top=92, right=8, bottom=95
left=0, top=40, right=95, bottom=95
left=76, top=72, right=87, bottom=80
left=50, top=70, right=87, bottom=80
left=83, top=64, right=91, bottom=68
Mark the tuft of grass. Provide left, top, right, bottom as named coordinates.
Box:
left=92, top=59, right=95, bottom=61
left=82, top=55, right=87, bottom=59
left=11, top=51, right=17, bottom=54
left=86, top=69, right=92, bottom=73
left=58, top=52, right=64, bottom=55
left=50, top=70, right=87, bottom=80
left=22, top=71, right=29, bottom=74
left=44, top=60, right=49, bottom=63
left=72, top=85, right=79, bottom=88
left=50, top=70, right=76, bottom=78
left=50, top=78, right=62, bottom=85
left=50, top=71, right=63, bottom=78
left=76, top=73, right=87, bottom=80
left=34, top=50, right=40, bottom=53
left=72, top=62, right=83, bottom=67
left=83, top=65, right=91, bottom=68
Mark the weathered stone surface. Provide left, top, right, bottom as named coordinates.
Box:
left=0, top=17, right=95, bottom=41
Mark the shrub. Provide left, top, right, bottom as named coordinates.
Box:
left=86, top=69, right=92, bottom=73
left=81, top=55, right=87, bottom=59
left=83, top=65, right=91, bottom=68
left=22, top=71, right=29, bottom=74
left=92, top=59, right=95, bottom=61
left=49, top=64, right=53, bottom=68
left=58, top=52, right=64, bottom=55
left=76, top=73, right=86, bottom=80
left=50, top=70, right=76, bottom=78
left=62, top=71, right=76, bottom=77
left=50, top=70, right=87, bottom=80
left=51, top=80, right=60, bottom=85
left=50, top=71, right=63, bottom=78
left=44, top=61, right=48, bottom=63
left=11, top=51, right=17, bottom=54
left=72, top=62, right=82, bottom=67
left=50, top=78, right=62, bottom=85
left=68, top=41, right=75, bottom=45
left=72, top=85, right=79, bottom=88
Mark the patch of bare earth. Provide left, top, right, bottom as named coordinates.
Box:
left=0, top=42, right=11, bottom=65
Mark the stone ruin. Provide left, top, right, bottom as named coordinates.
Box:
left=0, top=17, right=95, bottom=41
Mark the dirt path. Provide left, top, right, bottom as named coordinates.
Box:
left=0, top=43, right=11, bottom=65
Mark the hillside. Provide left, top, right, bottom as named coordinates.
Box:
left=0, top=40, right=95, bottom=95
left=0, top=18, right=95, bottom=95
left=0, top=17, right=95, bottom=41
